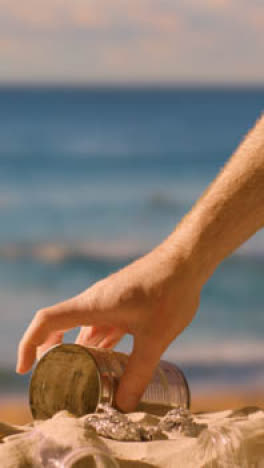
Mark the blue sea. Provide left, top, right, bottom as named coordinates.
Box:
left=0, top=86, right=264, bottom=397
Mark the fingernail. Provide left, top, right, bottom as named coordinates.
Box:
left=16, top=358, right=26, bottom=374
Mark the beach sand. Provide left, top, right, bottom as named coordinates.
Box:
left=0, top=390, right=262, bottom=426
left=1, top=397, right=263, bottom=467
left=0, top=396, right=32, bottom=426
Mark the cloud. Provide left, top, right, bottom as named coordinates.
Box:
left=0, top=0, right=183, bottom=37
left=0, top=0, right=263, bottom=83
left=0, top=0, right=64, bottom=28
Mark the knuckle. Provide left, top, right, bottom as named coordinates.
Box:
left=35, top=308, right=49, bottom=324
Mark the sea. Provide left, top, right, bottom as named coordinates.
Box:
left=0, top=86, right=263, bottom=398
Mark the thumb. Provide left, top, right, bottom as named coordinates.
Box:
left=115, top=337, right=162, bottom=413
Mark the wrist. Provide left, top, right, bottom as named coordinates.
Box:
left=151, top=240, right=203, bottom=295
left=159, top=217, right=218, bottom=289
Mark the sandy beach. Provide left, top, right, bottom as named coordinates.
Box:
left=0, top=396, right=31, bottom=426
left=1, top=395, right=263, bottom=467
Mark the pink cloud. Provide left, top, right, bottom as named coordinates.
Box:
left=0, top=0, right=263, bottom=83
left=245, top=7, right=264, bottom=34
left=0, top=0, right=61, bottom=27
left=0, top=0, right=183, bottom=32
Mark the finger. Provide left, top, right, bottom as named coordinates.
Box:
left=115, top=337, right=162, bottom=413
left=97, top=329, right=125, bottom=349
left=76, top=325, right=124, bottom=349
left=36, top=331, right=64, bottom=361
left=76, top=326, right=111, bottom=347
left=75, top=326, right=93, bottom=345
left=16, top=296, right=97, bottom=374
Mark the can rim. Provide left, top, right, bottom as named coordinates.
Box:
left=29, top=343, right=102, bottom=419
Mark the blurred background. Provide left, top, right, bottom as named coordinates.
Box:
left=0, top=0, right=263, bottom=422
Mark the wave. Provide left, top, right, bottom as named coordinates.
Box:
left=1, top=340, right=263, bottom=394
left=0, top=241, right=150, bottom=265
left=0, top=338, right=263, bottom=394
left=162, top=339, right=264, bottom=390
left=164, top=339, right=264, bottom=366
left=1, top=238, right=264, bottom=268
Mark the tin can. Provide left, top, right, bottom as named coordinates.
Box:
left=29, top=344, right=190, bottom=419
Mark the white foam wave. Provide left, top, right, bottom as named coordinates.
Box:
left=164, top=339, right=264, bottom=365
left=1, top=235, right=264, bottom=266
left=0, top=240, right=150, bottom=264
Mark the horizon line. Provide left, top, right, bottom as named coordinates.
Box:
left=0, top=80, right=263, bottom=90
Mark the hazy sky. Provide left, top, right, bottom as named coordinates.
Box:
left=0, top=0, right=263, bottom=84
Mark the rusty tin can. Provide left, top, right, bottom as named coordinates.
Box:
left=29, top=344, right=190, bottom=419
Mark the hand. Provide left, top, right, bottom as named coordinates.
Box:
left=16, top=246, right=201, bottom=412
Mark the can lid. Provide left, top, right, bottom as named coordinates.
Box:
left=29, top=344, right=101, bottom=420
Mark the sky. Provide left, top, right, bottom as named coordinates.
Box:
left=0, top=0, right=263, bottom=85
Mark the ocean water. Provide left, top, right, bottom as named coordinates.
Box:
left=0, top=86, right=264, bottom=396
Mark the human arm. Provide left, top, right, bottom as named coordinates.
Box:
left=16, top=115, right=264, bottom=412
left=170, top=113, right=264, bottom=284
